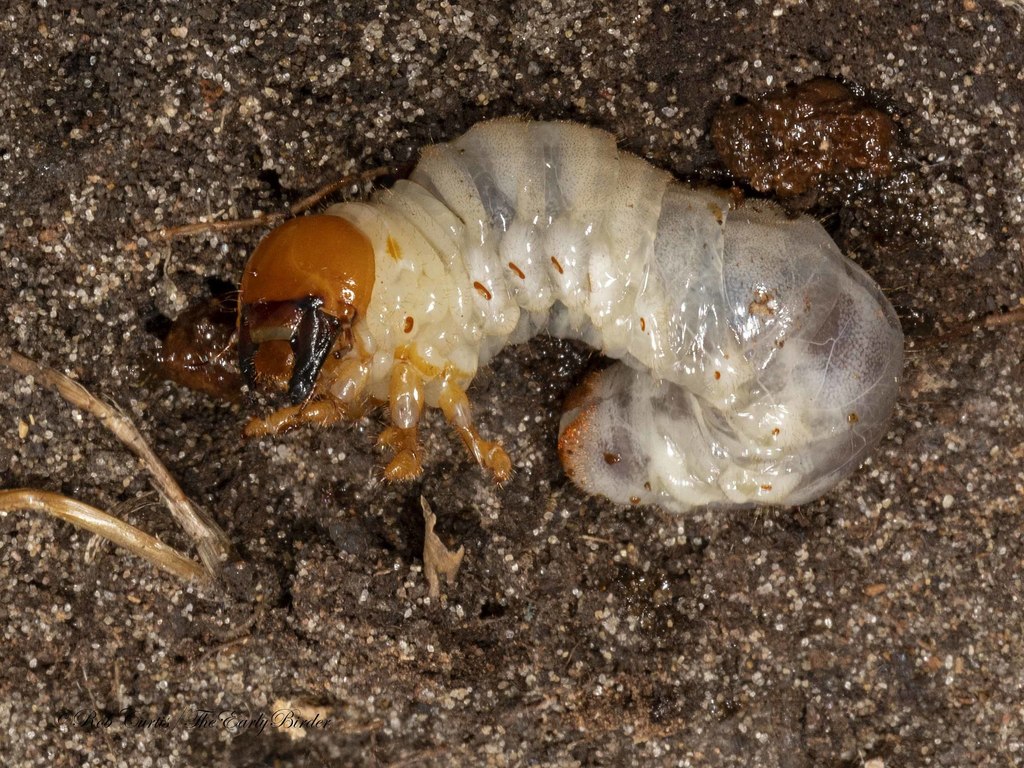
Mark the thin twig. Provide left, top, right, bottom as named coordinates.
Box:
left=287, top=165, right=393, bottom=215
left=981, top=304, right=1024, bottom=330
left=0, top=489, right=208, bottom=583
left=144, top=165, right=393, bottom=241
left=145, top=216, right=280, bottom=240
left=915, top=304, right=1024, bottom=348
left=0, top=348, right=234, bottom=576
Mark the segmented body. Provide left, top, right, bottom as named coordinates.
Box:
left=241, top=118, right=903, bottom=513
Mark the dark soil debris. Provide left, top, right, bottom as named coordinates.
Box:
left=152, top=293, right=241, bottom=402
left=712, top=77, right=898, bottom=198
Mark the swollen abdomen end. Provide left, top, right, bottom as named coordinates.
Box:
left=557, top=366, right=662, bottom=509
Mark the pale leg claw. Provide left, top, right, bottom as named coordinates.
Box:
left=379, top=358, right=427, bottom=479
left=244, top=398, right=352, bottom=437
left=440, top=375, right=512, bottom=483
left=378, top=425, right=424, bottom=480
left=455, top=428, right=512, bottom=483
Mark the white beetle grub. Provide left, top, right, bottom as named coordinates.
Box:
left=237, top=119, right=904, bottom=513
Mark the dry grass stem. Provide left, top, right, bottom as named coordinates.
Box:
left=0, top=347, right=234, bottom=577
left=0, top=489, right=209, bottom=583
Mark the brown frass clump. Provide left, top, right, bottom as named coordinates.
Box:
left=154, top=295, right=242, bottom=402
left=711, top=77, right=897, bottom=197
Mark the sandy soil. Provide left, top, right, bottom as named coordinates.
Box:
left=2, top=1, right=1023, bottom=765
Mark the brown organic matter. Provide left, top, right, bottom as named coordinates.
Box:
left=711, top=77, right=897, bottom=197
left=155, top=296, right=242, bottom=402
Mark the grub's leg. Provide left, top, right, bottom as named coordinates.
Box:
left=379, top=359, right=425, bottom=480
left=245, top=356, right=370, bottom=438
left=323, top=356, right=371, bottom=406
left=439, top=373, right=512, bottom=483
left=244, top=398, right=352, bottom=437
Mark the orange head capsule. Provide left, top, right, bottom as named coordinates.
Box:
left=238, top=215, right=375, bottom=404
